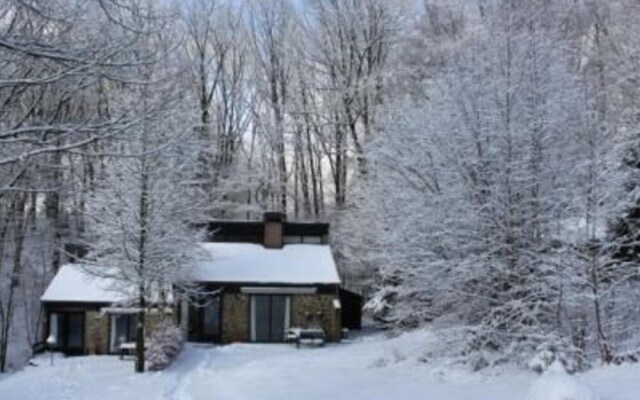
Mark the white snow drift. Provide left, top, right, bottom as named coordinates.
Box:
left=1, top=329, right=638, bottom=400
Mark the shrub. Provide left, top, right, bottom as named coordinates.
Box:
left=146, top=323, right=184, bottom=371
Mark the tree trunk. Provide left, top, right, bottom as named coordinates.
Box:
left=0, top=195, right=27, bottom=372
left=590, top=260, right=613, bottom=364
left=135, top=291, right=146, bottom=373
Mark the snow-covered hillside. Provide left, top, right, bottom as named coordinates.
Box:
left=0, top=330, right=638, bottom=400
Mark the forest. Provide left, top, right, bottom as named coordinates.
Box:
left=2, top=0, right=640, bottom=375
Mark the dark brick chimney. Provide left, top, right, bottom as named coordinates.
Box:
left=263, top=212, right=285, bottom=248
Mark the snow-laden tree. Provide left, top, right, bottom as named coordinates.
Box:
left=180, top=0, right=254, bottom=218
left=84, top=107, right=204, bottom=372
left=0, top=0, right=175, bottom=372
left=568, top=0, right=640, bottom=365
left=345, top=0, right=640, bottom=369
left=82, top=9, right=205, bottom=372
left=0, top=0, right=161, bottom=185
left=306, top=0, right=401, bottom=208
left=248, top=0, right=296, bottom=213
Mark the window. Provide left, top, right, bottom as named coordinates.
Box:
left=110, top=314, right=138, bottom=352
left=67, top=314, right=83, bottom=348
left=187, top=295, right=221, bottom=343
left=48, top=313, right=59, bottom=346
left=47, top=312, right=84, bottom=354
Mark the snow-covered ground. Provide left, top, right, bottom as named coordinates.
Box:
left=0, top=329, right=638, bottom=400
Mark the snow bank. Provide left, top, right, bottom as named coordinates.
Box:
left=528, top=362, right=599, bottom=400
left=3, top=329, right=640, bottom=400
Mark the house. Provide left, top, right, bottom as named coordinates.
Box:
left=41, top=213, right=361, bottom=355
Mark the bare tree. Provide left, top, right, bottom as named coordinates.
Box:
left=306, top=0, right=398, bottom=207
left=0, top=0, right=173, bottom=372
left=182, top=0, right=253, bottom=217
left=249, top=0, right=295, bottom=213
left=83, top=24, right=204, bottom=371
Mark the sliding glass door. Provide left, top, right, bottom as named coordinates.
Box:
left=251, top=295, right=290, bottom=342
left=67, top=314, right=83, bottom=350
left=48, top=312, right=85, bottom=354
left=187, top=296, right=221, bottom=343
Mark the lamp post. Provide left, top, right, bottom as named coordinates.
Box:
left=118, top=335, right=126, bottom=359
left=46, top=335, right=56, bottom=367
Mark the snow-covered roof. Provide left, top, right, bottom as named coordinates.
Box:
left=41, top=243, right=340, bottom=304
left=190, top=243, right=341, bottom=285
left=41, top=264, right=130, bottom=303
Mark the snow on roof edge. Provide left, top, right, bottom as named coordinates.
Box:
left=41, top=264, right=131, bottom=304
left=190, top=243, right=341, bottom=285
left=42, top=243, right=341, bottom=304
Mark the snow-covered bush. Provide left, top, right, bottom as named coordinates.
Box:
left=363, top=287, right=397, bottom=324
left=528, top=361, right=600, bottom=400
left=529, top=346, right=557, bottom=374
left=146, top=324, right=184, bottom=371
left=528, top=341, right=590, bottom=374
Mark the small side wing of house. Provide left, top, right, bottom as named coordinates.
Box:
left=41, top=264, right=170, bottom=355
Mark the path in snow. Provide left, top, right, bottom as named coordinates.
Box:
left=173, top=332, right=532, bottom=400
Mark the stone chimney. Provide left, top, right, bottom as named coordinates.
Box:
left=263, top=212, right=285, bottom=248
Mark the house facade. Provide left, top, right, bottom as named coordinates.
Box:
left=41, top=213, right=354, bottom=355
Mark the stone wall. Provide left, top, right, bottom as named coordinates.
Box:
left=85, top=311, right=109, bottom=355
left=219, top=293, right=341, bottom=343
left=291, top=294, right=341, bottom=342
left=75, top=294, right=343, bottom=349
left=83, top=310, right=175, bottom=354
left=221, top=293, right=249, bottom=343
left=80, top=295, right=341, bottom=350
